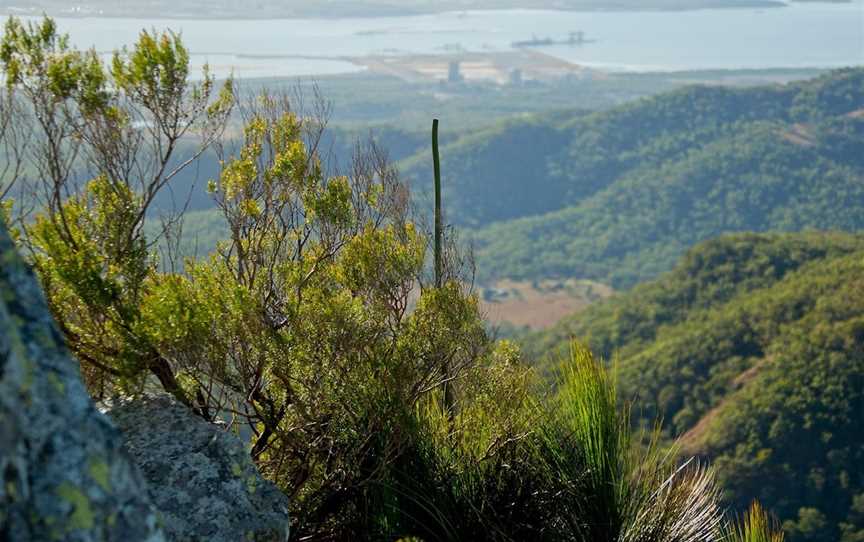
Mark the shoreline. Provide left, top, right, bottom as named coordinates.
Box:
left=0, top=2, right=795, bottom=22
left=210, top=63, right=839, bottom=86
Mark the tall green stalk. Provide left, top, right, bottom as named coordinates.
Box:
left=433, top=118, right=443, bottom=288
left=432, top=118, right=455, bottom=418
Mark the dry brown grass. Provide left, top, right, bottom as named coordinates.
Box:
left=480, top=278, right=613, bottom=330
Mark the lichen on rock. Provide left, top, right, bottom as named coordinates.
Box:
left=108, top=395, right=291, bottom=542
left=0, top=219, right=165, bottom=542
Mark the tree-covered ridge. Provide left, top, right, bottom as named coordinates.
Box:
left=521, top=232, right=864, bottom=541
left=520, top=232, right=864, bottom=360
left=400, top=68, right=864, bottom=287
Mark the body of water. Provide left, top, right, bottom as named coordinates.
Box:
left=21, top=1, right=864, bottom=78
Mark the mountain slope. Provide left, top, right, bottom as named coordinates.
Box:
left=400, top=68, right=864, bottom=287
left=521, top=232, right=864, bottom=541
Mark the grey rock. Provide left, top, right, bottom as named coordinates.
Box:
left=108, top=395, right=290, bottom=542
left=0, top=221, right=166, bottom=541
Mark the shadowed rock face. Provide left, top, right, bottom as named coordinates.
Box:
left=0, top=220, right=166, bottom=541
left=108, top=395, right=291, bottom=542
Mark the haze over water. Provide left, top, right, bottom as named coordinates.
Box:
left=22, top=0, right=864, bottom=78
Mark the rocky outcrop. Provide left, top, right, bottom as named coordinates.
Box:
left=108, top=395, right=291, bottom=542
left=0, top=217, right=290, bottom=541
left=0, top=221, right=166, bottom=541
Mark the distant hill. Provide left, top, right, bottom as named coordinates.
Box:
left=520, top=232, right=864, bottom=541
left=401, top=68, right=864, bottom=287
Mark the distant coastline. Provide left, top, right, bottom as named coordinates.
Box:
left=0, top=0, right=798, bottom=22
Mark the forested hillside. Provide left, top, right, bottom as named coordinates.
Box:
left=520, top=232, right=864, bottom=541
left=401, top=68, right=864, bottom=287
left=164, top=69, right=863, bottom=286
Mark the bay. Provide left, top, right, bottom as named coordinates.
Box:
left=17, top=1, right=864, bottom=78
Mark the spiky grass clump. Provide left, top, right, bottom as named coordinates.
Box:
left=726, top=502, right=785, bottom=542
left=368, top=342, right=781, bottom=542
left=546, top=343, right=725, bottom=542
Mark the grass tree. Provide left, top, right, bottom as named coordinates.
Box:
left=538, top=343, right=725, bottom=542
left=372, top=343, right=732, bottom=542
